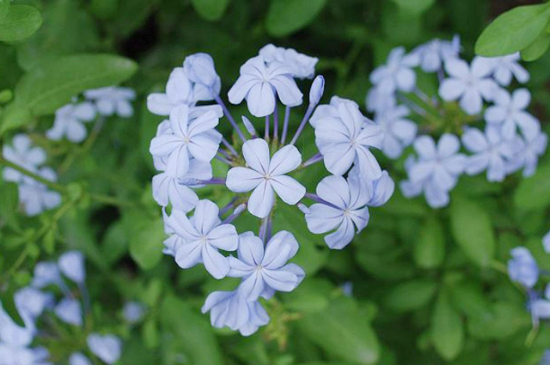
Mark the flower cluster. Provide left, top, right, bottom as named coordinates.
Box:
left=2, top=134, right=61, bottom=216
left=508, top=230, right=550, bottom=326
left=148, top=45, right=394, bottom=335
left=0, top=251, right=124, bottom=365
left=366, top=38, right=548, bottom=208
left=47, top=87, right=135, bottom=143
left=1, top=86, right=136, bottom=217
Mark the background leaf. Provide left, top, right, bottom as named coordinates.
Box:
left=514, top=162, right=550, bottom=211
left=450, top=195, right=495, bottom=267
left=431, top=290, right=464, bottom=361
left=266, top=0, right=327, bottom=37
left=475, top=3, right=550, bottom=56
left=190, top=0, right=231, bottom=21
left=0, top=5, right=42, bottom=43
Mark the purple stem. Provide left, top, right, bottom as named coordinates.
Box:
left=273, top=103, right=279, bottom=141
left=222, top=137, right=238, bottom=156
left=304, top=192, right=341, bottom=210
left=216, top=155, right=233, bottom=166
left=259, top=218, right=268, bottom=242
left=219, top=197, right=238, bottom=216
left=217, top=148, right=231, bottom=159
left=302, top=153, right=323, bottom=168
left=196, top=177, right=226, bottom=185
left=212, top=93, right=246, bottom=142
left=266, top=217, right=273, bottom=241
left=413, top=87, right=430, bottom=103
left=289, top=104, right=315, bottom=145
left=222, top=203, right=247, bottom=224
left=265, top=115, right=270, bottom=141
left=281, top=106, right=291, bottom=144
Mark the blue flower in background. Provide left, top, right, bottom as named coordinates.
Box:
left=508, top=247, right=539, bottom=289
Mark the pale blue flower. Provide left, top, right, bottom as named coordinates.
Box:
left=412, top=35, right=460, bottom=72
left=228, top=231, right=304, bottom=301
left=228, top=55, right=303, bottom=117
left=14, top=288, right=52, bottom=321
left=46, top=102, right=96, bottom=143
left=58, top=251, right=85, bottom=284
left=365, top=85, right=397, bottom=114
left=310, top=96, right=360, bottom=128
left=482, top=52, right=529, bottom=86
left=544, top=230, right=550, bottom=253
left=183, top=53, right=221, bottom=94
left=506, top=129, right=548, bottom=177
left=485, top=88, right=540, bottom=140
left=84, top=87, right=135, bottom=118
left=226, top=139, right=305, bottom=218
left=18, top=168, right=62, bottom=216
left=69, top=353, right=92, bottom=365
left=305, top=175, right=371, bottom=249
left=374, top=105, right=417, bottom=159
left=508, top=247, right=538, bottom=288
left=123, top=302, right=145, bottom=324
left=400, top=155, right=452, bottom=209
left=259, top=44, right=318, bottom=79
left=147, top=68, right=195, bottom=115
left=31, top=262, right=62, bottom=289
left=54, top=298, right=82, bottom=326
left=87, top=334, right=122, bottom=365
left=409, top=134, right=466, bottom=192
left=201, top=290, right=269, bottom=336
left=462, top=126, right=517, bottom=182
left=149, top=105, right=221, bottom=178
left=370, top=47, right=419, bottom=94
left=314, top=101, right=384, bottom=178
left=2, top=134, right=46, bottom=183
left=166, top=200, right=239, bottom=279
left=152, top=159, right=212, bottom=212
left=539, top=350, right=550, bottom=365
left=0, top=300, right=35, bottom=347
left=439, top=57, right=498, bottom=115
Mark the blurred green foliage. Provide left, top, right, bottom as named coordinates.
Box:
left=1, top=0, right=550, bottom=364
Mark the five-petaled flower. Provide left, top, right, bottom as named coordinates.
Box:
left=226, top=139, right=306, bottom=218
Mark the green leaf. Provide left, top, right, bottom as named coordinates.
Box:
left=0, top=286, right=25, bottom=326
left=385, top=280, right=437, bottom=313
left=0, top=102, right=31, bottom=136
left=467, top=302, right=530, bottom=340
left=0, top=0, right=9, bottom=22
left=475, top=3, right=550, bottom=57
left=283, top=278, right=332, bottom=313
left=431, top=290, right=464, bottom=361
left=14, top=54, right=137, bottom=116
left=521, top=32, right=550, bottom=61
left=160, top=295, right=223, bottom=365
left=413, top=215, right=445, bottom=269
left=299, top=297, right=380, bottom=364
left=266, top=0, right=327, bottom=37
left=0, top=180, right=20, bottom=230
left=392, top=0, right=435, bottom=17
left=191, top=0, right=230, bottom=21
left=514, top=162, right=550, bottom=211
left=129, top=216, right=164, bottom=270
left=450, top=195, right=495, bottom=267
left=139, top=100, right=162, bottom=171
left=0, top=5, right=42, bottom=43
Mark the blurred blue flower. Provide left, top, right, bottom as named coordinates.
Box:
left=508, top=247, right=539, bottom=288
left=374, top=105, right=417, bottom=159
left=87, top=334, right=122, bottom=365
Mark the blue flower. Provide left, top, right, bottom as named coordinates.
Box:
left=544, top=230, right=550, bottom=253
left=201, top=290, right=270, bottom=336
left=506, top=129, right=548, bottom=177
left=314, top=101, right=384, bottom=178
left=165, top=200, right=239, bottom=279
left=226, top=139, right=305, bottom=219
left=87, top=334, right=122, bottom=365
left=462, top=126, right=517, bottom=182
left=228, top=55, right=303, bottom=117
left=508, top=247, right=538, bottom=288
left=228, top=231, right=305, bottom=301
left=374, top=105, right=417, bottom=159
left=370, top=47, right=419, bottom=94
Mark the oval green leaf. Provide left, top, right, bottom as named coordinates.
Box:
left=0, top=5, right=42, bottom=43
left=450, top=195, right=495, bottom=267
left=266, top=0, right=327, bottom=37
left=191, top=0, right=230, bottom=21
left=514, top=162, right=550, bottom=211
left=414, top=215, right=445, bottom=269
left=385, top=280, right=437, bottom=312
left=15, top=54, right=137, bottom=116
left=475, top=4, right=550, bottom=57
left=431, top=290, right=464, bottom=361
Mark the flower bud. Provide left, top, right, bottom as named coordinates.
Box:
left=309, top=75, right=325, bottom=105
left=242, top=116, right=257, bottom=137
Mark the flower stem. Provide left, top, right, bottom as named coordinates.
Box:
left=216, top=154, right=233, bottom=166
left=219, top=197, right=237, bottom=216
left=281, top=106, right=291, bottom=145
left=222, top=137, right=238, bottom=156
left=265, top=115, right=270, bottom=141
left=273, top=103, right=279, bottom=141
left=304, top=192, right=341, bottom=210
left=290, top=104, right=315, bottom=146
left=212, top=93, right=246, bottom=142
left=0, top=157, right=66, bottom=192
left=301, top=153, right=323, bottom=168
